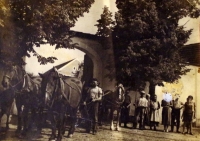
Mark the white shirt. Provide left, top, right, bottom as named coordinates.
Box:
left=172, top=99, right=183, bottom=109
left=88, top=86, right=103, bottom=100
left=137, top=97, right=148, bottom=107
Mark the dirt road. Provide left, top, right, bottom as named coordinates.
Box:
left=1, top=115, right=200, bottom=141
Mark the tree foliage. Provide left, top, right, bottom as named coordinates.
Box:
left=0, top=0, right=18, bottom=67
left=95, top=6, right=114, bottom=49
left=0, top=0, right=95, bottom=66
left=97, top=0, right=200, bottom=90
left=95, top=6, right=116, bottom=80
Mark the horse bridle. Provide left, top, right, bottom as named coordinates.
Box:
left=45, top=72, right=61, bottom=108
left=3, top=68, right=25, bottom=89
left=104, top=87, right=125, bottom=106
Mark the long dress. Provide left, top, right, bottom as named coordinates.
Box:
left=183, top=101, right=195, bottom=123
left=161, top=100, right=172, bottom=125
left=150, top=100, right=160, bottom=123
left=144, top=99, right=150, bottom=125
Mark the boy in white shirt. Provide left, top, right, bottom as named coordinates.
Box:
left=134, top=91, right=148, bottom=130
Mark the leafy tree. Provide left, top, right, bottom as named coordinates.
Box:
left=95, top=6, right=116, bottom=80
left=0, top=0, right=10, bottom=27
left=95, top=6, right=115, bottom=49
left=0, top=0, right=18, bottom=67
left=0, top=0, right=95, bottom=66
left=97, top=0, right=200, bottom=92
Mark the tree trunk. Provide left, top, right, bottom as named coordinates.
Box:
left=149, top=83, right=155, bottom=97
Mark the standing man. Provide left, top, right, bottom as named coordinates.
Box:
left=171, top=94, right=184, bottom=133
left=83, top=78, right=103, bottom=135
left=133, top=91, right=148, bottom=130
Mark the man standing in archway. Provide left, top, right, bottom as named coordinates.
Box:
left=83, top=78, right=103, bottom=135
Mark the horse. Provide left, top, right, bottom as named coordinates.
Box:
left=39, top=67, right=82, bottom=141
left=0, top=81, right=15, bottom=131
left=1, top=65, right=43, bottom=135
left=102, top=84, right=125, bottom=131
left=19, top=73, right=43, bottom=134
left=1, top=66, right=25, bottom=132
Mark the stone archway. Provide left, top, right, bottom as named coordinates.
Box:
left=72, top=36, right=103, bottom=86
left=71, top=31, right=117, bottom=91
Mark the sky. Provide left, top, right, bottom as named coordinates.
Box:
left=71, top=0, right=118, bottom=34
left=25, top=0, right=199, bottom=75
left=25, top=45, right=85, bottom=75
left=179, top=17, right=200, bottom=45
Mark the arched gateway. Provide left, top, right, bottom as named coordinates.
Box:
left=71, top=31, right=116, bottom=91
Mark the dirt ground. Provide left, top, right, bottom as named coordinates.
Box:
left=0, top=115, right=200, bottom=141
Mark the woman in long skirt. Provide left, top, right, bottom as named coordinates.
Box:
left=150, top=94, right=160, bottom=130
left=144, top=94, right=150, bottom=126
left=161, top=93, right=172, bottom=132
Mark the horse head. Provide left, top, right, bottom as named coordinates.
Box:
left=2, top=65, right=25, bottom=90
left=2, top=75, right=11, bottom=88
left=22, top=73, right=42, bottom=94
left=116, top=83, right=125, bottom=102
left=40, top=67, right=62, bottom=107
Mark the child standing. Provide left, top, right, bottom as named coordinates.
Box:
left=150, top=94, right=160, bottom=130
left=134, top=91, right=148, bottom=130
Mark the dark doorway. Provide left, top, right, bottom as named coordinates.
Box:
left=82, top=54, right=93, bottom=87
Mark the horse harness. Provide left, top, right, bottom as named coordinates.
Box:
left=3, top=70, right=27, bottom=92
left=103, top=87, right=125, bottom=108
left=104, top=99, right=124, bottom=107
left=48, top=76, right=81, bottom=108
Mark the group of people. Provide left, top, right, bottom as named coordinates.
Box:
left=80, top=79, right=196, bottom=136
left=121, top=90, right=196, bottom=135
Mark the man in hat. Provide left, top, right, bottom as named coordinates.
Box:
left=170, top=93, right=184, bottom=133
left=133, top=91, right=148, bottom=130
left=83, top=78, right=103, bottom=135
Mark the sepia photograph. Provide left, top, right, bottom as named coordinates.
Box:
left=0, top=0, right=200, bottom=140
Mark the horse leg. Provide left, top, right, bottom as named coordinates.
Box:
left=107, top=108, right=111, bottom=122
left=68, top=108, right=77, bottom=138
left=29, top=108, right=36, bottom=131
left=36, top=107, right=43, bottom=133
left=15, top=98, right=22, bottom=133
left=110, top=109, right=114, bottom=131
left=6, top=113, right=10, bottom=129
left=61, top=114, right=67, bottom=136
left=57, top=114, right=64, bottom=141
left=0, top=110, right=4, bottom=132
left=16, top=108, right=22, bottom=133
left=49, top=113, right=56, bottom=141
left=21, top=107, right=29, bottom=136
left=98, top=103, right=103, bottom=126
left=116, top=109, right=121, bottom=131
left=5, top=104, right=11, bottom=130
